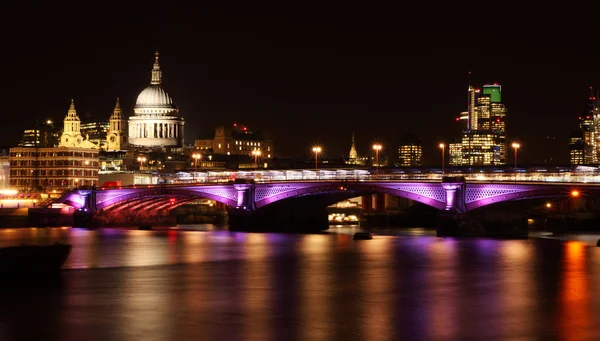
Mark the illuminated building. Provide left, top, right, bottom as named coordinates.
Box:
left=59, top=99, right=99, bottom=149
left=571, top=87, right=600, bottom=165
left=80, top=119, right=109, bottom=150
left=19, top=120, right=60, bottom=148
left=593, top=87, right=600, bottom=160
left=9, top=147, right=99, bottom=192
left=128, top=51, right=185, bottom=148
left=0, top=149, right=9, bottom=188
left=397, top=134, right=422, bottom=167
left=453, top=83, right=507, bottom=166
left=569, top=129, right=584, bottom=165
left=348, top=132, right=358, bottom=164
left=195, top=124, right=274, bottom=159
left=448, top=141, right=463, bottom=166
left=106, top=98, right=128, bottom=151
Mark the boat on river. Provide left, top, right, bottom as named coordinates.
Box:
left=0, top=243, right=72, bottom=273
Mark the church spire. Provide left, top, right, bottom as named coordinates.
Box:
left=151, top=51, right=162, bottom=85
left=111, top=97, right=122, bottom=120
left=349, top=131, right=358, bottom=160
left=66, top=98, right=80, bottom=121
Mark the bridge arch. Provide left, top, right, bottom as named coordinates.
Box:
left=464, top=183, right=598, bottom=210
left=253, top=181, right=447, bottom=210
left=95, top=187, right=237, bottom=211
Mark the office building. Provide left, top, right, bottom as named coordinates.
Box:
left=397, top=134, right=422, bottom=167
left=18, top=120, right=60, bottom=148
left=452, top=83, right=507, bottom=166
left=9, top=147, right=99, bottom=192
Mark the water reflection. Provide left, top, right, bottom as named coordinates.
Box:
left=299, top=234, right=331, bottom=341
left=0, top=227, right=599, bottom=341
left=559, top=242, right=593, bottom=341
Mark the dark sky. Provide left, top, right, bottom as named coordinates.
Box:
left=5, top=2, right=600, bottom=165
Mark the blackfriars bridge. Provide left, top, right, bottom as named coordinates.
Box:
left=53, top=170, right=600, bottom=230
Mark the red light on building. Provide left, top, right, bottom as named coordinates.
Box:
left=496, top=118, right=500, bottom=123
left=455, top=117, right=460, bottom=122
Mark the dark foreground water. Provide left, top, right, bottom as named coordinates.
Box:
left=1, top=226, right=599, bottom=341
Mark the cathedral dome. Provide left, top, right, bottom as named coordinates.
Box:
left=128, top=51, right=185, bottom=148
left=135, top=85, right=176, bottom=109
left=132, top=51, right=179, bottom=116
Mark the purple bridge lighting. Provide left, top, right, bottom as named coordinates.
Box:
left=54, top=177, right=600, bottom=215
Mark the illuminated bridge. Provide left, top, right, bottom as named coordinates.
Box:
left=52, top=167, right=600, bottom=230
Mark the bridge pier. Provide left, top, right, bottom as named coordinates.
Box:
left=73, top=189, right=98, bottom=228
left=436, top=177, right=467, bottom=236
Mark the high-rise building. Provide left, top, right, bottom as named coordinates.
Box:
left=452, top=82, right=507, bottom=166
left=571, top=87, right=600, bottom=165
left=448, top=140, right=463, bottom=166
left=569, top=129, right=585, bottom=165
left=19, top=120, right=60, bottom=148
left=397, top=134, right=422, bottom=167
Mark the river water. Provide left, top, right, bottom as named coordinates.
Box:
left=1, top=225, right=599, bottom=341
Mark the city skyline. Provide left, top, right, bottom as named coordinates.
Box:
left=6, top=3, right=599, bottom=165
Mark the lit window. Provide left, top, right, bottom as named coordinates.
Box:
left=218, top=143, right=221, bottom=149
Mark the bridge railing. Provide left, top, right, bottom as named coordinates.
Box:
left=144, top=170, right=600, bottom=186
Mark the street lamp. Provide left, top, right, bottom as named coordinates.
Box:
left=372, top=144, right=382, bottom=175
left=83, top=160, right=90, bottom=186
left=312, top=146, right=322, bottom=171
left=137, top=156, right=147, bottom=172
left=439, top=143, right=445, bottom=175
left=251, top=149, right=261, bottom=168
left=192, top=153, right=201, bottom=182
left=512, top=142, right=520, bottom=168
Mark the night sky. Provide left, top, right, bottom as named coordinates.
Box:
left=6, top=2, right=599, bottom=165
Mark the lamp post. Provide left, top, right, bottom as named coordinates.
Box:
left=512, top=142, right=520, bottom=168
left=439, top=143, right=445, bottom=175
left=137, top=156, right=147, bottom=172
left=312, top=146, right=322, bottom=171
left=251, top=149, right=261, bottom=168
left=192, top=153, right=201, bottom=182
left=372, top=144, right=382, bottom=175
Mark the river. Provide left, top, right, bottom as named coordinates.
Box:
left=1, top=226, right=599, bottom=341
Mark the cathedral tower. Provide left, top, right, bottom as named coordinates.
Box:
left=106, top=98, right=128, bottom=151
left=59, top=99, right=84, bottom=147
